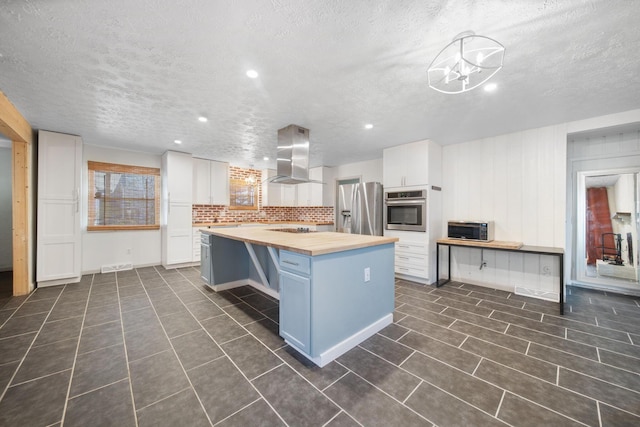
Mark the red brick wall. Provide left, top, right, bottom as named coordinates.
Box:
left=192, top=166, right=334, bottom=224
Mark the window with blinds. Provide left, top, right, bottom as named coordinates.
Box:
left=87, top=161, right=161, bottom=231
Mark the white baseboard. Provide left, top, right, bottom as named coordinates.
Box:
left=37, top=276, right=81, bottom=288
left=286, top=313, right=393, bottom=367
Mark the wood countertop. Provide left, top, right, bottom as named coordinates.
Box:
left=201, top=228, right=398, bottom=256
left=194, top=221, right=334, bottom=227
left=437, top=238, right=523, bottom=249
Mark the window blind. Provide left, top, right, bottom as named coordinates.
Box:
left=87, top=161, right=161, bottom=231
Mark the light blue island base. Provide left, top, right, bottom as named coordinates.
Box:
left=202, top=233, right=396, bottom=367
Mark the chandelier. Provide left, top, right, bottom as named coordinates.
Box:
left=427, top=31, right=505, bottom=94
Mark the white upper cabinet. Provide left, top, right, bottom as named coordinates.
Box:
left=262, top=167, right=331, bottom=207
left=383, top=140, right=442, bottom=188
left=37, top=130, right=82, bottom=285
left=192, top=158, right=229, bottom=205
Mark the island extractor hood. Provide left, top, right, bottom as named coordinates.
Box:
left=269, top=124, right=320, bottom=184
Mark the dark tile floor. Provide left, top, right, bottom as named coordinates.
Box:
left=0, top=266, right=639, bottom=426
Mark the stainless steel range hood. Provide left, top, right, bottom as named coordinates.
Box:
left=270, top=124, right=320, bottom=184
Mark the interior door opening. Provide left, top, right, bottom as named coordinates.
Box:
left=0, top=143, right=13, bottom=299
left=576, top=170, right=640, bottom=291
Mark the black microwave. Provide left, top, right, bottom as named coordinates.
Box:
left=447, top=221, right=494, bottom=241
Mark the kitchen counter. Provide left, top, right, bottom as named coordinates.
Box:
left=200, top=228, right=397, bottom=256
left=194, top=221, right=334, bottom=227
left=200, top=228, right=397, bottom=366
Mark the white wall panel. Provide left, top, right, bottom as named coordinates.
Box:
left=442, top=123, right=567, bottom=294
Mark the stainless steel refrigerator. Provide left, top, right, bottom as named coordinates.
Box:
left=336, top=182, right=383, bottom=236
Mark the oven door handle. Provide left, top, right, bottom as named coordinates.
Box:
left=386, top=199, right=426, bottom=205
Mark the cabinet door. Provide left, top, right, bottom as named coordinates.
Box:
left=200, top=241, right=211, bottom=284
left=281, top=184, right=296, bottom=206
left=37, top=131, right=82, bottom=282
left=279, top=270, right=311, bottom=352
left=404, top=141, right=429, bottom=186
left=296, top=182, right=311, bottom=206
left=383, top=145, right=406, bottom=187
left=209, top=160, right=229, bottom=205
left=166, top=151, right=193, bottom=203
left=192, top=158, right=211, bottom=204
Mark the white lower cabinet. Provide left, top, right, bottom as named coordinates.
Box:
left=395, top=240, right=428, bottom=279
left=37, top=131, right=82, bottom=285
left=385, top=230, right=431, bottom=283
left=192, top=227, right=202, bottom=262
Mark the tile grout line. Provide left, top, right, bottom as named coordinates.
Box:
left=334, top=360, right=435, bottom=425
left=112, top=272, right=141, bottom=427
left=494, top=390, right=506, bottom=418
left=0, top=284, right=68, bottom=404
left=140, top=266, right=217, bottom=427
left=58, top=276, right=95, bottom=425
left=168, top=268, right=291, bottom=427
left=402, top=379, right=423, bottom=405
left=211, top=397, right=262, bottom=427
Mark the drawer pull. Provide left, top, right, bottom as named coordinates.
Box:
left=398, top=256, right=410, bottom=260
left=282, top=260, right=299, bottom=266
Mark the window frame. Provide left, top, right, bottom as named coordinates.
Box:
left=87, top=161, right=161, bottom=231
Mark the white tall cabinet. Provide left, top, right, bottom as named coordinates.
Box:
left=37, top=130, right=82, bottom=286
left=162, top=151, right=193, bottom=267
left=383, top=139, right=443, bottom=284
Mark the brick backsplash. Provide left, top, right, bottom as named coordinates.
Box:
left=193, top=166, right=334, bottom=224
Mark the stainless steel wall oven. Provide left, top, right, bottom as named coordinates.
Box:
left=384, top=190, right=427, bottom=232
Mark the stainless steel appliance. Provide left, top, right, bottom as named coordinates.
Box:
left=336, top=182, right=384, bottom=236
left=384, top=190, right=427, bottom=232
left=447, top=220, right=494, bottom=241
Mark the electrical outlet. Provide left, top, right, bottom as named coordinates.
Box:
left=364, top=267, right=371, bottom=282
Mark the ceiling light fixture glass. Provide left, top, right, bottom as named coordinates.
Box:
left=427, top=31, right=505, bottom=94
left=174, top=139, right=182, bottom=144
left=198, top=116, right=208, bottom=122
left=246, top=70, right=259, bottom=79
left=364, top=124, right=374, bottom=129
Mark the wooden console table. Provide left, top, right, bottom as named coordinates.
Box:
left=436, top=238, right=565, bottom=315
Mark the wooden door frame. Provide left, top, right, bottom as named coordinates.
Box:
left=0, top=91, right=33, bottom=296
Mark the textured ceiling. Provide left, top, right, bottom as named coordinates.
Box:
left=1, top=0, right=639, bottom=168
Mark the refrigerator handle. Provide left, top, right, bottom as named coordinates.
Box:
left=351, top=187, right=360, bottom=234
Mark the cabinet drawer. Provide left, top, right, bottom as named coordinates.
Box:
left=395, top=264, right=428, bottom=278
left=395, top=241, right=427, bottom=254
left=280, top=251, right=311, bottom=276
left=395, top=252, right=427, bottom=267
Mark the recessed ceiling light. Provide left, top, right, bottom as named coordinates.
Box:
left=246, top=70, right=259, bottom=79
left=484, top=83, right=497, bottom=92
left=263, top=156, right=269, bottom=161
left=365, top=124, right=374, bottom=129
left=174, top=139, right=182, bottom=144
left=198, top=116, right=208, bottom=122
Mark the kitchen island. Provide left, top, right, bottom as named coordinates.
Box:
left=200, top=227, right=398, bottom=367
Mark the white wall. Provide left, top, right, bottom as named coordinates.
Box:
left=440, top=108, right=640, bottom=296
left=441, top=124, right=567, bottom=296
left=325, top=158, right=383, bottom=207
left=82, top=145, right=162, bottom=273
left=0, top=147, right=12, bottom=271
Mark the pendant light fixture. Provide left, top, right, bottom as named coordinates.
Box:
left=427, top=31, right=505, bottom=94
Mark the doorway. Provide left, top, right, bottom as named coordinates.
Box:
left=575, top=170, right=640, bottom=290
left=0, top=142, right=12, bottom=300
